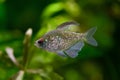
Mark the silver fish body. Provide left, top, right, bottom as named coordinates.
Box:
left=35, top=21, right=97, bottom=58
left=41, top=30, right=84, bottom=51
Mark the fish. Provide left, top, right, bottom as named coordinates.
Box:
left=35, top=21, right=98, bottom=58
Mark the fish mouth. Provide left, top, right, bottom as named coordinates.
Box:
left=34, top=41, right=39, bottom=47
left=34, top=40, right=44, bottom=48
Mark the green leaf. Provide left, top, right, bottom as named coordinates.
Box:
left=41, top=2, right=64, bottom=19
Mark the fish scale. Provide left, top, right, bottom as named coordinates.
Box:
left=44, top=30, right=83, bottom=52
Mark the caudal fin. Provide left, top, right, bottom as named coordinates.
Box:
left=84, top=27, right=98, bottom=46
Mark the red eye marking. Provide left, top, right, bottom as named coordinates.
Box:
left=38, top=38, right=44, bottom=44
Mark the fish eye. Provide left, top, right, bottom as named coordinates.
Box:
left=37, top=38, right=44, bottom=44
left=38, top=40, right=43, bottom=44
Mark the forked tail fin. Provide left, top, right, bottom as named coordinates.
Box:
left=84, top=27, right=98, bottom=46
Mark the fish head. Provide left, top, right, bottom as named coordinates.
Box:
left=35, top=38, right=47, bottom=49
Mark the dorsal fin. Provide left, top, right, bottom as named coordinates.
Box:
left=56, top=21, right=80, bottom=31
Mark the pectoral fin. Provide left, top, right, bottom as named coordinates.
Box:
left=65, top=41, right=84, bottom=58
left=57, top=51, right=66, bottom=57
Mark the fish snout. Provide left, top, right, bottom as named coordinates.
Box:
left=34, top=39, right=45, bottom=48
left=34, top=40, right=40, bottom=47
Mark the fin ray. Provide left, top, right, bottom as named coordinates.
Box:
left=56, top=21, right=79, bottom=31
left=85, top=27, right=97, bottom=46
left=65, top=41, right=84, bottom=58
left=57, top=51, right=66, bottom=57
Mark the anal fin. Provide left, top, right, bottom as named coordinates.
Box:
left=65, top=41, right=84, bottom=58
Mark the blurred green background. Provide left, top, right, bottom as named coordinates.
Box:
left=0, top=0, right=120, bottom=80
